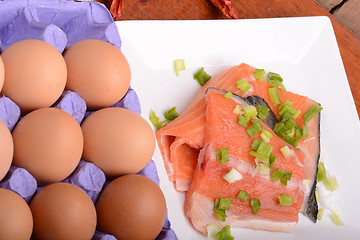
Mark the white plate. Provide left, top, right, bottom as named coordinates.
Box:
left=116, top=17, right=360, bottom=240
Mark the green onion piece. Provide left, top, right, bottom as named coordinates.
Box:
left=237, top=190, right=251, bottom=202
left=284, top=136, right=300, bottom=147
left=207, top=224, right=219, bottom=239
left=270, top=168, right=293, bottom=186
left=251, top=138, right=262, bottom=150
left=246, top=119, right=263, bottom=137
left=193, top=67, right=211, bottom=86
left=292, top=109, right=302, bottom=119
left=279, top=104, right=296, bottom=117
left=164, top=106, right=179, bottom=121
left=315, top=189, right=319, bottom=202
left=279, top=100, right=293, bottom=112
left=280, top=146, right=292, bottom=158
left=236, top=78, right=251, bottom=93
left=174, top=59, right=185, bottom=76
left=256, top=141, right=273, bottom=158
left=256, top=104, right=270, bottom=121
left=250, top=199, right=261, bottom=214
left=260, top=132, right=270, bottom=143
left=218, top=198, right=233, bottom=210
left=269, top=153, right=277, bottom=168
left=215, top=225, right=234, bottom=240
left=317, top=208, right=324, bottom=221
left=268, top=72, right=283, bottom=82
left=317, top=162, right=327, bottom=182
left=216, top=147, right=230, bottom=164
left=278, top=194, right=294, bottom=206
left=330, top=213, right=344, bottom=226
left=324, top=176, right=339, bottom=191
left=269, top=80, right=286, bottom=91
left=254, top=68, right=265, bottom=81
left=233, top=105, right=242, bottom=115
left=303, top=104, right=323, bottom=125
left=224, top=92, right=233, bottom=99
left=238, top=115, right=247, bottom=128
left=214, top=198, right=227, bottom=222
left=256, top=162, right=270, bottom=175
left=223, top=168, right=242, bottom=184
left=242, top=105, right=258, bottom=122
left=268, top=87, right=282, bottom=105
left=249, top=151, right=269, bottom=162
left=302, top=126, right=309, bottom=137
left=149, top=109, right=165, bottom=130
left=262, top=129, right=273, bottom=139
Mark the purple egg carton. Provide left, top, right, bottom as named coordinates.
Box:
left=0, top=0, right=177, bottom=239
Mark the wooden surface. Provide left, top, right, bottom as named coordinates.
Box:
left=116, top=0, right=360, bottom=118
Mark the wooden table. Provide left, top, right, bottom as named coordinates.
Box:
left=107, top=0, right=360, bottom=118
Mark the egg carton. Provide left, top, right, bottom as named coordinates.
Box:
left=0, top=0, right=176, bottom=239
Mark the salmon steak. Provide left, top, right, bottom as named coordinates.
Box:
left=185, top=88, right=305, bottom=233
left=155, top=63, right=322, bottom=227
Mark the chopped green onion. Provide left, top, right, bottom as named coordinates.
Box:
left=254, top=68, right=265, bottom=81
left=242, top=105, right=257, bottom=122
left=279, top=100, right=293, bottom=111
left=236, top=78, right=251, bottom=93
left=302, top=126, right=309, bottom=137
left=280, top=146, right=292, bottom=158
left=269, top=80, right=286, bottom=91
left=249, top=151, right=269, bottom=162
left=284, top=136, right=300, bottom=147
left=262, top=129, right=273, bottom=139
left=224, top=92, right=233, bottom=99
left=315, top=189, right=319, bottom=202
left=238, top=115, right=247, bottom=128
left=260, top=132, right=270, bottom=143
left=250, top=138, right=262, bottom=150
left=268, top=87, right=282, bottom=105
left=256, top=104, right=270, bottom=121
left=237, top=190, right=251, bottom=202
left=256, top=162, right=270, bottom=175
left=207, top=224, right=219, bottom=240
left=233, top=105, right=242, bottom=115
left=279, top=104, right=296, bottom=117
left=218, top=198, right=233, bottom=210
left=330, top=213, right=344, bottom=226
left=215, top=225, right=234, bottom=240
left=216, top=147, right=230, bottom=164
left=278, top=194, right=294, bottom=206
left=317, top=162, right=327, bottom=182
left=223, top=168, right=242, bottom=184
left=256, top=141, right=273, bottom=158
left=267, top=72, right=283, bottom=82
left=269, top=153, right=277, bottom=168
left=214, top=198, right=227, bottom=221
left=270, top=168, right=292, bottom=186
left=317, top=208, right=324, bottom=221
left=174, top=59, right=185, bottom=76
left=303, top=104, right=323, bottom=125
left=164, top=106, right=179, bottom=121
left=324, top=176, right=339, bottom=191
left=149, top=109, right=166, bottom=130
left=250, top=199, right=261, bottom=214
left=246, top=119, right=263, bottom=137
left=193, top=67, right=211, bottom=86
left=292, top=109, right=302, bottom=119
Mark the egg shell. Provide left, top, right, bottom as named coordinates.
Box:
left=0, top=188, right=33, bottom=240
left=0, top=39, right=67, bottom=114
left=96, top=174, right=167, bottom=240
left=0, top=56, right=4, bottom=91
left=0, top=119, right=13, bottom=181
left=30, top=182, right=97, bottom=240
left=64, top=39, right=131, bottom=109
left=12, top=108, right=83, bottom=185
left=81, top=107, right=155, bottom=178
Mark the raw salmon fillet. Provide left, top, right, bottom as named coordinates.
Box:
left=185, top=89, right=305, bottom=233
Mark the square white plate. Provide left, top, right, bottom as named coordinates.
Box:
left=116, top=17, right=360, bottom=240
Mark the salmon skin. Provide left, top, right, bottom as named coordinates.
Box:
left=155, top=63, right=321, bottom=224
left=185, top=88, right=305, bottom=233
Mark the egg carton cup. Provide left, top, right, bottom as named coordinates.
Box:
left=0, top=0, right=177, bottom=239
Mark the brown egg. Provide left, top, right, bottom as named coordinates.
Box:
left=64, top=39, right=131, bottom=109
left=96, top=174, right=167, bottom=240
left=30, top=182, right=97, bottom=240
left=0, top=56, right=4, bottom=91
left=0, top=39, right=67, bottom=114
left=0, top=120, right=13, bottom=181
left=12, top=108, right=83, bottom=185
left=81, top=107, right=155, bottom=178
left=0, top=188, right=33, bottom=240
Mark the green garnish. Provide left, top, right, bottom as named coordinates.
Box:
left=254, top=68, right=265, bottom=81
left=280, top=146, right=292, bottom=158
left=317, top=208, right=324, bottom=220
left=250, top=138, right=262, bottom=150
left=324, top=176, right=339, bottom=191
left=216, top=147, right=230, bottom=164
left=268, top=87, right=282, bottom=105
left=193, top=67, right=211, bottom=86
left=278, top=194, right=294, bottom=206
left=303, top=104, right=323, bottom=125
left=330, top=213, right=344, bottom=226
left=224, top=92, right=233, bottom=99
left=223, top=168, right=242, bottom=184
left=292, top=109, right=302, bottom=119
left=214, top=198, right=232, bottom=221
left=237, top=190, right=251, bottom=202
left=174, top=59, right=185, bottom=76
left=270, top=168, right=293, bottom=186
left=164, top=106, right=179, bottom=121
left=250, top=199, right=261, bottom=214
left=149, top=109, right=166, bottom=130
left=256, top=141, right=273, bottom=159
left=215, top=225, right=234, bottom=240
left=260, top=129, right=273, bottom=143
left=246, top=119, right=263, bottom=137
left=269, top=153, right=277, bottom=168
left=256, top=104, right=270, bottom=121
left=268, top=72, right=285, bottom=91
left=233, top=105, right=242, bottom=115
left=238, top=115, right=247, bottom=128
left=236, top=78, right=251, bottom=93
left=317, top=162, right=327, bottom=182
left=242, top=105, right=257, bottom=122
